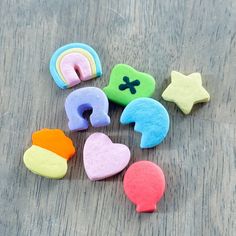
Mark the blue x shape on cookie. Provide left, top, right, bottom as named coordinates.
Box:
left=119, top=76, right=140, bottom=94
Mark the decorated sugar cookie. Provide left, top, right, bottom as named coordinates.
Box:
left=162, top=71, right=210, bottom=114
left=65, top=87, right=110, bottom=131
left=83, top=133, right=130, bottom=180
left=50, top=43, right=102, bottom=89
left=120, top=98, right=170, bottom=148
left=103, top=64, right=156, bottom=106
left=123, top=161, right=165, bottom=213
left=23, top=129, right=75, bottom=179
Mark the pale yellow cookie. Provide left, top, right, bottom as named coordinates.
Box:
left=23, top=145, right=68, bottom=179
left=162, top=71, right=210, bottom=114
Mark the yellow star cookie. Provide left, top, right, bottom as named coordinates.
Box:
left=162, top=71, right=210, bottom=114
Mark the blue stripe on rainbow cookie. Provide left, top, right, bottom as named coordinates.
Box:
left=49, top=43, right=102, bottom=89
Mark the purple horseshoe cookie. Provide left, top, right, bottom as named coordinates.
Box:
left=65, top=87, right=111, bottom=131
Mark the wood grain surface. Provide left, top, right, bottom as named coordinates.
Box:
left=0, top=0, right=235, bottom=235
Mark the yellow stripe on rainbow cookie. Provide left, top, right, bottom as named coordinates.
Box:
left=56, top=48, right=97, bottom=78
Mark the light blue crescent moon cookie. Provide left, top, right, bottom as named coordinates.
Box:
left=120, top=98, right=170, bottom=148
left=50, top=43, right=102, bottom=89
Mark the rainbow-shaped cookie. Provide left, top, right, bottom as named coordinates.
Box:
left=50, top=43, right=102, bottom=89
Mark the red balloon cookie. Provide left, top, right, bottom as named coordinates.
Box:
left=123, top=161, right=165, bottom=213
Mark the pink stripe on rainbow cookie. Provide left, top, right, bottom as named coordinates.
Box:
left=60, top=53, right=92, bottom=87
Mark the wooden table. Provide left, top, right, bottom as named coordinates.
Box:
left=0, top=0, right=235, bottom=235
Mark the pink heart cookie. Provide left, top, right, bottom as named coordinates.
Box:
left=83, top=133, right=131, bottom=180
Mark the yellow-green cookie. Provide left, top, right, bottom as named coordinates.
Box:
left=162, top=71, right=210, bottom=114
left=23, top=145, right=68, bottom=179
left=103, top=64, right=156, bottom=106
